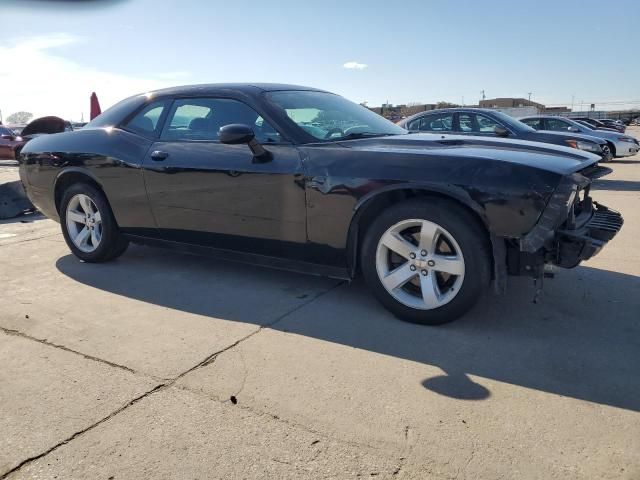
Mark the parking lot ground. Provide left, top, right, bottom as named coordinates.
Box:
left=1, top=130, right=640, bottom=479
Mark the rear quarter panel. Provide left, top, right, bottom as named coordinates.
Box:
left=20, top=128, right=156, bottom=235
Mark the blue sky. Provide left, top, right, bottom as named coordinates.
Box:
left=1, top=0, right=639, bottom=120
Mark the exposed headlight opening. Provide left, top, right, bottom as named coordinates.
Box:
left=565, top=139, right=601, bottom=153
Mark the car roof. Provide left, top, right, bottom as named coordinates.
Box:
left=147, top=83, right=328, bottom=98
left=400, top=107, right=504, bottom=124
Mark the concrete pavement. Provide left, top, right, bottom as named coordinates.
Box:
left=1, top=130, right=639, bottom=479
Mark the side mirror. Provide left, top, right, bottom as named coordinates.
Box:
left=494, top=126, right=509, bottom=137
left=1, top=134, right=14, bottom=140
left=219, top=123, right=270, bottom=160
left=568, top=126, right=580, bottom=133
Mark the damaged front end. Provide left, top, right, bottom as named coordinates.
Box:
left=507, top=164, right=623, bottom=280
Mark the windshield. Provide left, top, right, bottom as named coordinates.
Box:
left=489, top=110, right=537, bottom=133
left=266, top=90, right=406, bottom=141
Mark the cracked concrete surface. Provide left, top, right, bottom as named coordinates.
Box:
left=1, top=135, right=640, bottom=479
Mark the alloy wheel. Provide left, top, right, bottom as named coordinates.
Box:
left=375, top=219, right=465, bottom=310
left=65, top=194, right=103, bottom=253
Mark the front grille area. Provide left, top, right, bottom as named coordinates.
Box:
left=586, top=203, right=624, bottom=241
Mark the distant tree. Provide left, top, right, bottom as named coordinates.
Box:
left=401, top=102, right=424, bottom=117
left=435, top=101, right=460, bottom=109
left=313, top=109, right=347, bottom=124
left=6, top=111, right=33, bottom=124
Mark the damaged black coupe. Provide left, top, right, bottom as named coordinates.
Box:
left=19, top=84, right=623, bottom=324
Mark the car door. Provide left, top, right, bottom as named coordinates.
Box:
left=140, top=96, right=307, bottom=260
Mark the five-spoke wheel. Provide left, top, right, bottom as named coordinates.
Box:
left=361, top=198, right=491, bottom=325
left=376, top=219, right=465, bottom=310
left=65, top=194, right=103, bottom=253
left=60, top=182, right=129, bottom=262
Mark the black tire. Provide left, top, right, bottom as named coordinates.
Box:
left=607, top=142, right=617, bottom=159
left=360, top=198, right=491, bottom=325
left=59, top=182, right=129, bottom=262
left=601, top=144, right=613, bottom=163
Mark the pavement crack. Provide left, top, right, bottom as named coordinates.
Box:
left=1, top=280, right=347, bottom=478
left=0, top=382, right=167, bottom=479
left=0, top=326, right=138, bottom=376
left=179, top=280, right=346, bottom=380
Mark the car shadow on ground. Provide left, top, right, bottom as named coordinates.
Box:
left=56, top=246, right=640, bottom=412
left=592, top=179, right=640, bottom=192
left=0, top=211, right=44, bottom=225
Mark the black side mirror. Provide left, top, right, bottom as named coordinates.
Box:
left=219, top=123, right=270, bottom=160
left=494, top=126, right=509, bottom=137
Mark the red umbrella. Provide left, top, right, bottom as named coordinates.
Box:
left=90, top=92, right=102, bottom=120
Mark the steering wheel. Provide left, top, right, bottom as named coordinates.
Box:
left=324, top=127, right=344, bottom=139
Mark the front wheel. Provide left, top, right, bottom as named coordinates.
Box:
left=60, top=183, right=129, bottom=262
left=601, top=144, right=613, bottom=163
left=360, top=198, right=491, bottom=325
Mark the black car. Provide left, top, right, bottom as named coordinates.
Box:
left=398, top=108, right=612, bottom=162
left=19, top=84, right=623, bottom=325
left=573, top=117, right=624, bottom=133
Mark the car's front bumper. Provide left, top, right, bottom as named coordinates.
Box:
left=555, top=202, right=623, bottom=268
left=614, top=139, right=639, bottom=156
left=513, top=168, right=622, bottom=275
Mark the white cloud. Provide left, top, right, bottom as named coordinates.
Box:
left=0, top=33, right=191, bottom=122
left=343, top=61, right=368, bottom=70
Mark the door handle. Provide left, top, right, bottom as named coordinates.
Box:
left=150, top=150, right=169, bottom=161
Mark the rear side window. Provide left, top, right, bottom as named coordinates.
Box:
left=124, top=101, right=168, bottom=136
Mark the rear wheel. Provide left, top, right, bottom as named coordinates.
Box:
left=60, top=183, right=128, bottom=262
left=360, top=198, right=491, bottom=325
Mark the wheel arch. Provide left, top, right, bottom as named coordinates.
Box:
left=346, top=184, right=494, bottom=278
left=54, top=168, right=105, bottom=215
left=605, top=141, right=616, bottom=157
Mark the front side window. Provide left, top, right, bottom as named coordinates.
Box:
left=476, top=114, right=501, bottom=133
left=160, top=98, right=281, bottom=143
left=458, top=113, right=474, bottom=132
left=458, top=113, right=501, bottom=133
left=419, top=112, right=453, bottom=132
left=266, top=90, right=405, bottom=141
left=521, top=118, right=542, bottom=130
left=546, top=118, right=571, bottom=131
left=125, top=101, right=167, bottom=136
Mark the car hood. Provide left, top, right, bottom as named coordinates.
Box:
left=21, top=116, right=67, bottom=138
left=336, top=133, right=600, bottom=175
left=525, top=130, right=607, bottom=145
left=574, top=129, right=632, bottom=142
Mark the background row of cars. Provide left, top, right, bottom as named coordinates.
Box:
left=398, top=109, right=639, bottom=162
left=2, top=107, right=639, bottom=164
left=0, top=117, right=75, bottom=160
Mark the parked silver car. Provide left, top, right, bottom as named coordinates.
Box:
left=520, top=116, right=639, bottom=158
